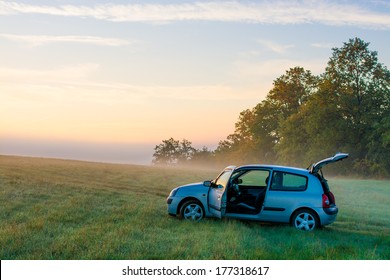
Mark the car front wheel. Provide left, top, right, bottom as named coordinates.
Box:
left=179, top=200, right=204, bottom=222
left=291, top=209, right=318, bottom=231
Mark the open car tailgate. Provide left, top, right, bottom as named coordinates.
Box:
left=309, top=153, right=349, bottom=174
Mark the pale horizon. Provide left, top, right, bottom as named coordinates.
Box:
left=1, top=0, right=390, bottom=164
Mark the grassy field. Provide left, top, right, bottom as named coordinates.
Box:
left=0, top=155, right=389, bottom=260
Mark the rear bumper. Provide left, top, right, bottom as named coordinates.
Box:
left=317, top=206, right=338, bottom=226
left=323, top=205, right=338, bottom=215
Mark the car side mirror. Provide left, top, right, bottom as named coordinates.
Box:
left=203, top=180, right=212, bottom=187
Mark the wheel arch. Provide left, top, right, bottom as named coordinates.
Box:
left=177, top=197, right=205, bottom=216
left=290, top=207, right=322, bottom=227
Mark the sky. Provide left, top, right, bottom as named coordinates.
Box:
left=1, top=0, right=390, bottom=165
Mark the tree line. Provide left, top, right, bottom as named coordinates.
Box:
left=152, top=38, right=390, bottom=176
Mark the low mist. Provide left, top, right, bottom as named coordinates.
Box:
left=0, top=137, right=154, bottom=165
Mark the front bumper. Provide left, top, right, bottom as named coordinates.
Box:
left=167, top=196, right=180, bottom=216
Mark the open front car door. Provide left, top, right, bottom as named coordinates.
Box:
left=208, top=167, right=234, bottom=218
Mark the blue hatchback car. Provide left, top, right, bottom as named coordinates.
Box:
left=167, top=153, right=348, bottom=231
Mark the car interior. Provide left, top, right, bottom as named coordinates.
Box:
left=226, top=169, right=269, bottom=215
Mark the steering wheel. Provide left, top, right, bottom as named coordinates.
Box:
left=232, top=183, right=241, bottom=196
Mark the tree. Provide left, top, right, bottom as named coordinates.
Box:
left=191, top=146, right=214, bottom=166
left=277, top=38, right=390, bottom=174
left=214, top=108, right=261, bottom=165
left=254, top=67, right=317, bottom=162
left=267, top=66, right=318, bottom=120
left=152, top=138, right=180, bottom=165
left=152, top=138, right=196, bottom=165
left=276, top=91, right=344, bottom=167
left=153, top=38, right=390, bottom=176
left=177, top=139, right=196, bottom=163
left=366, top=110, right=390, bottom=175
left=318, top=38, right=389, bottom=171
left=215, top=67, right=318, bottom=165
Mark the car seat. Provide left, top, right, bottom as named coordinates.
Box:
left=234, top=176, right=268, bottom=212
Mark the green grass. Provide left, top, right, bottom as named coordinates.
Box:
left=0, top=155, right=389, bottom=259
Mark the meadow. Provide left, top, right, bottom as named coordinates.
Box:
left=0, top=155, right=389, bottom=260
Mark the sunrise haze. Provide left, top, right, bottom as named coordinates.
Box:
left=1, top=0, right=390, bottom=164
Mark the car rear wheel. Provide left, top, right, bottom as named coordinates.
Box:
left=291, top=209, right=318, bottom=231
left=179, top=200, right=204, bottom=222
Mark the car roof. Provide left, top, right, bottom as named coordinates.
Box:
left=234, top=164, right=311, bottom=176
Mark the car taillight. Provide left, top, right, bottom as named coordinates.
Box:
left=328, top=192, right=336, bottom=204
left=322, top=194, right=330, bottom=208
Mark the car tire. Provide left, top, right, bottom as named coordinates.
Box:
left=179, top=200, right=204, bottom=222
left=291, top=209, right=319, bottom=231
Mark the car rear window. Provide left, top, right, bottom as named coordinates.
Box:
left=270, top=171, right=307, bottom=191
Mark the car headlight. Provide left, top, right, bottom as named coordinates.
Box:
left=169, top=188, right=179, bottom=197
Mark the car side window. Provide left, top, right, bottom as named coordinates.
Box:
left=270, top=171, right=307, bottom=191
left=215, top=171, right=232, bottom=188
